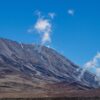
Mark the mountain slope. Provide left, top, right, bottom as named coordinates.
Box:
left=0, top=38, right=99, bottom=96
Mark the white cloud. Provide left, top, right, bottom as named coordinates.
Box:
left=34, top=18, right=52, bottom=45
left=84, top=52, right=100, bottom=69
left=27, top=11, right=56, bottom=47
left=42, top=32, right=51, bottom=44
left=95, top=68, right=100, bottom=84
left=68, top=9, right=75, bottom=16
left=34, top=18, right=51, bottom=33
left=96, top=68, right=100, bottom=77
left=79, top=52, right=100, bottom=82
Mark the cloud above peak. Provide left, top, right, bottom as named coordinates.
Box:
left=34, top=18, right=51, bottom=33
left=34, top=18, right=52, bottom=45
left=28, top=11, right=55, bottom=47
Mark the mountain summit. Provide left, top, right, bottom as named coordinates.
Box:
left=0, top=38, right=99, bottom=97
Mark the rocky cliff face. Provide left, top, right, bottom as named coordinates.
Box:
left=0, top=38, right=99, bottom=94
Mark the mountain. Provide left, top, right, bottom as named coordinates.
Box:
left=0, top=38, right=99, bottom=97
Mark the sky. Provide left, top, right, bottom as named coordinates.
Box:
left=0, top=0, right=100, bottom=68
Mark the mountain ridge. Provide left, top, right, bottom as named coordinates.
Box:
left=0, top=37, right=99, bottom=97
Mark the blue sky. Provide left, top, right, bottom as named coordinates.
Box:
left=0, top=0, right=100, bottom=67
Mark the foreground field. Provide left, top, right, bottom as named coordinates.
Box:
left=0, top=89, right=100, bottom=98
left=0, top=97, right=100, bottom=100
